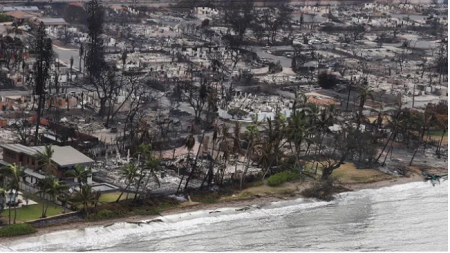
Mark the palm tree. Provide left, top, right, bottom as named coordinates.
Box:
left=214, top=124, right=233, bottom=185
left=286, top=110, right=310, bottom=171
left=91, top=190, right=102, bottom=208
left=35, top=144, right=56, bottom=173
left=37, top=175, right=68, bottom=218
left=0, top=163, right=24, bottom=224
left=176, top=128, right=196, bottom=193
left=71, top=185, right=96, bottom=214
left=135, top=144, right=161, bottom=201
left=375, top=102, right=385, bottom=131
left=116, top=163, right=138, bottom=202
left=356, top=86, right=374, bottom=130
left=409, top=108, right=432, bottom=166
left=200, top=121, right=220, bottom=189
left=232, top=121, right=242, bottom=179
left=375, top=101, right=404, bottom=164
left=240, top=123, right=260, bottom=190
left=65, top=165, right=91, bottom=190
left=184, top=127, right=208, bottom=191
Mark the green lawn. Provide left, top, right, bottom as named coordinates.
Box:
left=99, top=191, right=137, bottom=203
left=304, top=161, right=392, bottom=184
left=1, top=201, right=64, bottom=223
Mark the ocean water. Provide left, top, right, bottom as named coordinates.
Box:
left=2, top=181, right=448, bottom=251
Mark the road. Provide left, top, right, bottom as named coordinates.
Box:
left=53, top=45, right=82, bottom=72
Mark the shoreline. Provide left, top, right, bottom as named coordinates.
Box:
left=0, top=173, right=427, bottom=245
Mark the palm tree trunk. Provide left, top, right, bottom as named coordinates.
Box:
left=34, top=95, right=43, bottom=145
left=116, top=184, right=130, bottom=202
left=176, top=174, right=185, bottom=194
left=207, top=150, right=221, bottom=187
left=133, top=174, right=145, bottom=202
left=240, top=141, right=253, bottom=190
left=13, top=194, right=17, bottom=224
left=345, top=86, right=351, bottom=111
left=409, top=128, right=425, bottom=166
left=436, top=128, right=446, bottom=156
left=381, top=143, right=393, bottom=166
left=8, top=200, right=11, bottom=224
left=234, top=154, right=239, bottom=177
left=43, top=198, right=50, bottom=217
left=184, top=130, right=207, bottom=191
left=375, top=131, right=395, bottom=163
left=41, top=193, right=45, bottom=218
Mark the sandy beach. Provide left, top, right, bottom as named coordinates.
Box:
left=0, top=171, right=432, bottom=244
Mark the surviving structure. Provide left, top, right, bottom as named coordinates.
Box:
left=0, top=144, right=94, bottom=186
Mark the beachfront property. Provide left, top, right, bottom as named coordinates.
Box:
left=0, top=144, right=94, bottom=187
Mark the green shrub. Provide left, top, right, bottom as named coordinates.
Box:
left=267, top=170, right=299, bottom=186
left=0, top=223, right=36, bottom=237
left=86, top=209, right=117, bottom=221
left=96, top=209, right=115, bottom=220
left=250, top=181, right=264, bottom=187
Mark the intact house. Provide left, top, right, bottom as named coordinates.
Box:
left=0, top=144, right=93, bottom=188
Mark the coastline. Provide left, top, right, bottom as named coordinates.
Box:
left=0, top=173, right=427, bottom=245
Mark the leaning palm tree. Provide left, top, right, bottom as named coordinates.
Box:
left=116, top=163, right=138, bottom=202
left=66, top=165, right=91, bottom=190
left=240, top=124, right=260, bottom=190
left=0, top=163, right=25, bottom=224
left=175, top=129, right=196, bottom=193
left=137, top=145, right=161, bottom=201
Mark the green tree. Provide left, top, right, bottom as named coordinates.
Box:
left=37, top=175, right=68, bottom=218
left=66, top=165, right=91, bottom=190
left=35, top=144, right=56, bottom=173
left=135, top=144, right=161, bottom=201
left=116, top=163, right=138, bottom=202
left=71, top=185, right=96, bottom=214
left=176, top=128, right=196, bottom=193
left=0, top=163, right=25, bottom=224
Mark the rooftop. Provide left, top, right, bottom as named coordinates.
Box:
left=2, top=6, right=39, bottom=12
left=0, top=144, right=94, bottom=167
left=34, top=18, right=68, bottom=26
left=4, top=10, right=38, bottom=19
